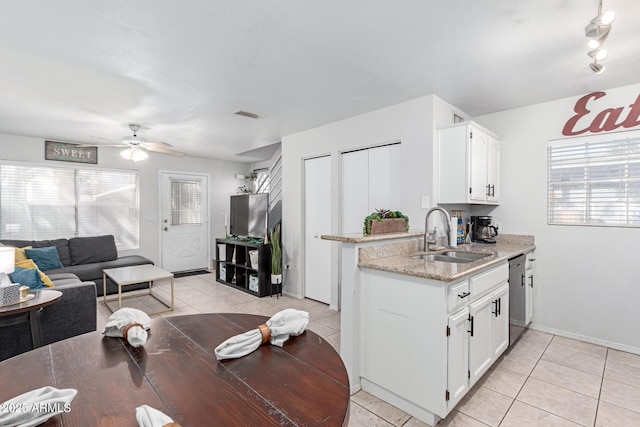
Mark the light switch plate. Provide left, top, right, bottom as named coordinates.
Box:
left=421, top=196, right=430, bottom=209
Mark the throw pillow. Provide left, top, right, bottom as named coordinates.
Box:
left=9, top=267, right=45, bottom=289
left=15, top=259, right=55, bottom=287
left=15, top=246, right=32, bottom=263
left=24, top=246, right=63, bottom=271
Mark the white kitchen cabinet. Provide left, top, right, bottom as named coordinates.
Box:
left=468, top=292, right=494, bottom=382
left=525, top=251, right=536, bottom=326
left=438, top=121, right=501, bottom=205
left=492, top=283, right=510, bottom=358
left=360, top=262, right=509, bottom=424
left=447, top=306, right=470, bottom=408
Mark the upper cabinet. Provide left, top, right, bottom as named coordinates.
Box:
left=437, top=122, right=501, bottom=205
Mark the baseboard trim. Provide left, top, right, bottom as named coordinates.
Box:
left=529, top=323, right=640, bottom=355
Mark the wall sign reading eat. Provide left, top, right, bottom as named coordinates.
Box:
left=562, top=91, right=640, bottom=136
left=45, top=141, right=97, bottom=164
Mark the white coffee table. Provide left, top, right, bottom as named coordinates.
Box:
left=102, top=265, right=174, bottom=315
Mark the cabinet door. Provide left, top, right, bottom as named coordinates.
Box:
left=492, top=283, right=510, bottom=358
left=447, top=307, right=470, bottom=409
left=469, top=128, right=489, bottom=203
left=468, top=292, right=494, bottom=384
left=525, top=267, right=533, bottom=326
left=487, top=138, right=501, bottom=203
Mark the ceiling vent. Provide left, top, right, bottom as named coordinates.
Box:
left=234, top=110, right=264, bottom=119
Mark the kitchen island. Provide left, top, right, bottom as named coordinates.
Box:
left=322, top=232, right=534, bottom=426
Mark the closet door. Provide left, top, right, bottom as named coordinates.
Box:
left=341, top=150, right=369, bottom=234
left=304, top=155, right=332, bottom=304
left=341, top=143, right=401, bottom=234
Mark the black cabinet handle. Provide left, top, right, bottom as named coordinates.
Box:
left=498, top=297, right=501, bottom=315
left=490, top=185, right=495, bottom=197
left=521, top=273, right=525, bottom=286
left=458, top=292, right=470, bottom=299
left=529, top=275, right=534, bottom=288
left=492, top=299, right=498, bottom=316
left=486, top=184, right=491, bottom=197
left=467, top=314, right=474, bottom=336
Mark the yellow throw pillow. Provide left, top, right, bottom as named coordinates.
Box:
left=15, top=246, right=32, bottom=263
left=15, top=259, right=55, bottom=287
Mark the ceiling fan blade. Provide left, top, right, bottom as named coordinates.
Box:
left=90, top=135, right=119, bottom=142
left=140, top=141, right=173, bottom=149
left=76, top=143, right=127, bottom=148
left=145, top=145, right=185, bottom=157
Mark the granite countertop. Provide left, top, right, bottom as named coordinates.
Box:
left=358, top=235, right=535, bottom=282
left=321, top=230, right=424, bottom=243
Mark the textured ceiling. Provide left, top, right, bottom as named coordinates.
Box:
left=0, top=0, right=638, bottom=162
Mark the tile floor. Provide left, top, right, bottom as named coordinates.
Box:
left=97, top=273, right=640, bottom=426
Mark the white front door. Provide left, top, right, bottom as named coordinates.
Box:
left=304, top=156, right=332, bottom=304
left=160, top=172, right=210, bottom=272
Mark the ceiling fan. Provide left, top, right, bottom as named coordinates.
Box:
left=81, top=124, right=185, bottom=162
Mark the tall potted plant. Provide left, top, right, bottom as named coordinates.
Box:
left=270, top=223, right=282, bottom=285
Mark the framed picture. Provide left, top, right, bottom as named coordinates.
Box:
left=45, top=141, right=98, bottom=164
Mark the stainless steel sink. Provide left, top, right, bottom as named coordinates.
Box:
left=411, top=254, right=474, bottom=263
left=440, top=251, right=490, bottom=261
left=411, top=251, right=490, bottom=264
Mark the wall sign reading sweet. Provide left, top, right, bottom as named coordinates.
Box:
left=562, top=91, right=640, bottom=136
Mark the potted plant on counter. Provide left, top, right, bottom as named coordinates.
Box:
left=363, top=208, right=409, bottom=235
left=270, top=223, right=282, bottom=285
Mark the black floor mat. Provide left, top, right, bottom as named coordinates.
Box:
left=173, top=269, right=212, bottom=278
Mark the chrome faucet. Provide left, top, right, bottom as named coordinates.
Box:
left=424, top=207, right=452, bottom=251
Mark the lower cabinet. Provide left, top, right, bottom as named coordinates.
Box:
left=468, top=283, right=509, bottom=384
left=360, top=262, right=509, bottom=424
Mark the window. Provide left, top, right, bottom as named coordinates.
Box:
left=0, top=163, right=139, bottom=249
left=547, top=133, right=640, bottom=227
left=253, top=168, right=270, bottom=194
left=170, top=179, right=201, bottom=225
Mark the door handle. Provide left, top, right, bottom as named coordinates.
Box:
left=521, top=273, right=525, bottom=286
left=497, top=297, right=501, bottom=316
left=467, top=314, right=474, bottom=336
left=458, top=292, right=470, bottom=299
left=163, top=227, right=168, bottom=231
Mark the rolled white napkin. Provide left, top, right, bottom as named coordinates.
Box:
left=214, top=309, right=309, bottom=360
left=102, top=307, right=151, bottom=347
left=136, top=405, right=180, bottom=427
left=0, top=386, right=77, bottom=427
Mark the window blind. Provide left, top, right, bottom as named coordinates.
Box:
left=547, top=134, right=640, bottom=227
left=0, top=163, right=139, bottom=249
left=170, top=179, right=201, bottom=225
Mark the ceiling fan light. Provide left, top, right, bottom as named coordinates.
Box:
left=131, top=148, right=148, bottom=162
left=588, top=49, right=608, bottom=61
left=120, top=148, right=134, bottom=160
left=601, top=10, right=615, bottom=25
left=588, top=39, right=601, bottom=49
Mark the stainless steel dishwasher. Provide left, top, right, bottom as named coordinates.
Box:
left=508, top=254, right=528, bottom=346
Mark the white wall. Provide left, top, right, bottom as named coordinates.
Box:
left=0, top=134, right=250, bottom=266
left=476, top=83, right=640, bottom=352
left=281, top=94, right=469, bottom=301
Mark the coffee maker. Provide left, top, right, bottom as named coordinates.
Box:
left=470, top=216, right=499, bottom=243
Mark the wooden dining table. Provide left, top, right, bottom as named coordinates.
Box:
left=0, top=313, right=350, bottom=426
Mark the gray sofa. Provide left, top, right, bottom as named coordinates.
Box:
left=0, top=272, right=97, bottom=361
left=0, top=235, right=154, bottom=296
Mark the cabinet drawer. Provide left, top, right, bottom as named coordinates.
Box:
left=448, top=280, right=470, bottom=312
left=525, top=251, right=536, bottom=270
left=470, top=263, right=508, bottom=299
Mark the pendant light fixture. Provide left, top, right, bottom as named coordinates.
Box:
left=585, top=0, right=615, bottom=74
